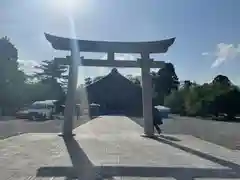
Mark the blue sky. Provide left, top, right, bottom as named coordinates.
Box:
left=1, top=0, right=240, bottom=85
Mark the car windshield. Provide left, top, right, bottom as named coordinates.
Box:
left=29, top=103, right=46, bottom=109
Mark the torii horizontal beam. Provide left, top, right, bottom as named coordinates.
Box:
left=45, top=33, right=175, bottom=53
left=55, top=57, right=165, bottom=68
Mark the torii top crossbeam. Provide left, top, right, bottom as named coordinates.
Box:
left=45, top=33, right=175, bottom=54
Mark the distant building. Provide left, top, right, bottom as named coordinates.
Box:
left=86, top=68, right=143, bottom=116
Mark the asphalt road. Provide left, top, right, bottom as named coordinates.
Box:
left=131, top=115, right=240, bottom=150
left=1, top=115, right=240, bottom=150
left=0, top=116, right=90, bottom=139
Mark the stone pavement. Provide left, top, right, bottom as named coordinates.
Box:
left=0, top=116, right=240, bottom=179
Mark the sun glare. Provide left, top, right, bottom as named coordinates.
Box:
left=51, top=0, right=78, bottom=12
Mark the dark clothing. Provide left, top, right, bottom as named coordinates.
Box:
left=154, top=121, right=161, bottom=134
left=152, top=107, right=163, bottom=125
left=152, top=107, right=163, bottom=134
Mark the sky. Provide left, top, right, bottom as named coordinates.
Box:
left=1, top=0, right=240, bottom=85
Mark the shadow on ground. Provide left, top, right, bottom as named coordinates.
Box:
left=36, top=136, right=240, bottom=179
left=129, top=116, right=181, bottom=142
left=159, top=134, right=181, bottom=142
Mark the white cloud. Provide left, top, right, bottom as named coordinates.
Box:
left=101, top=53, right=139, bottom=61
left=202, top=52, right=209, bottom=56
left=202, top=43, right=240, bottom=68
left=212, top=43, right=240, bottom=68
left=18, top=59, right=40, bottom=75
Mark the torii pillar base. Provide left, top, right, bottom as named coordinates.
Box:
left=58, top=133, right=76, bottom=139
left=141, top=133, right=156, bottom=139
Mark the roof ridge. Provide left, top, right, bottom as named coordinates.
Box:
left=86, top=68, right=141, bottom=89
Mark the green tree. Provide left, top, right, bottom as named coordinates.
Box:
left=126, top=75, right=141, bottom=85
left=84, top=77, right=92, bottom=86
left=212, top=74, right=231, bottom=86
left=183, top=80, right=195, bottom=89
left=92, top=76, right=104, bottom=83
left=35, top=59, right=68, bottom=85
left=164, top=90, right=185, bottom=114
left=0, top=36, right=18, bottom=61
left=34, top=59, right=67, bottom=100
left=164, top=80, right=196, bottom=115
left=0, top=37, right=26, bottom=115
left=209, top=87, right=240, bottom=120
left=153, top=63, right=179, bottom=105
left=165, top=74, right=240, bottom=120
left=23, top=82, right=52, bottom=102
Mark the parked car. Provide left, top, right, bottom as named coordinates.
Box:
left=154, top=105, right=171, bottom=118
left=27, top=100, right=57, bottom=121
left=15, top=108, right=29, bottom=119
left=16, top=100, right=57, bottom=121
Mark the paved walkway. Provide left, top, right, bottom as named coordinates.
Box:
left=0, top=116, right=240, bottom=179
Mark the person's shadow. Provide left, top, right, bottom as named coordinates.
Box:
left=36, top=135, right=240, bottom=180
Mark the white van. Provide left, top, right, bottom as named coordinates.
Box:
left=28, top=100, right=57, bottom=120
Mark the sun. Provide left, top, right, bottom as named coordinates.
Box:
left=49, top=0, right=91, bottom=16
left=51, top=0, right=78, bottom=12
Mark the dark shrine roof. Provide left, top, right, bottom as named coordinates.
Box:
left=86, top=68, right=141, bottom=89
left=45, top=33, right=175, bottom=53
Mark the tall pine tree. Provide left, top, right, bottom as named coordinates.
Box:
left=34, top=59, right=68, bottom=100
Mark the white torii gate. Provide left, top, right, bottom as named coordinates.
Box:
left=45, top=33, right=175, bottom=137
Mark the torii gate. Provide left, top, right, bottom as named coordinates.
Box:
left=45, top=33, right=175, bottom=137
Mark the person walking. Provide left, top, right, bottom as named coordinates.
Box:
left=76, top=105, right=80, bottom=120
left=152, top=106, right=163, bottom=135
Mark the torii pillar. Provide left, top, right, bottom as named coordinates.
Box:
left=62, top=54, right=79, bottom=136
left=140, top=53, right=154, bottom=136
left=44, top=33, right=175, bottom=138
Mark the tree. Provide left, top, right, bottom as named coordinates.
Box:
left=35, top=59, right=68, bottom=85
left=164, top=90, right=185, bottom=114
left=183, top=80, right=193, bottom=89
left=84, top=77, right=92, bottom=86
left=92, top=76, right=104, bottom=83
left=23, top=82, right=53, bottom=102
left=133, top=78, right=141, bottom=85
left=0, top=36, right=18, bottom=61
left=126, top=75, right=141, bottom=85
left=212, top=75, right=231, bottom=87
left=210, top=88, right=240, bottom=120
left=34, top=59, right=68, bottom=100
left=165, top=73, right=240, bottom=121
left=0, top=37, right=26, bottom=115
left=153, top=63, right=179, bottom=105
